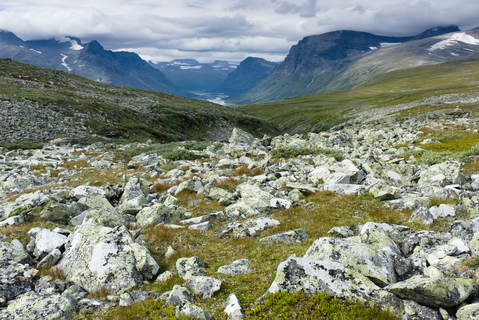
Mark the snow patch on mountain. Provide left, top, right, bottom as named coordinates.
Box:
left=180, top=65, right=202, bottom=70
left=380, top=43, right=401, bottom=48
left=55, top=37, right=84, bottom=50
left=429, top=33, right=479, bottom=51
left=30, top=48, right=42, bottom=54
left=61, top=54, right=71, bottom=72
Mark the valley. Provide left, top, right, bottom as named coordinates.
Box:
left=1, top=23, right=479, bottom=320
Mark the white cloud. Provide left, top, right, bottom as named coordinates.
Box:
left=0, top=0, right=477, bottom=63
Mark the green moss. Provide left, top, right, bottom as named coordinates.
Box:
left=246, top=291, right=399, bottom=320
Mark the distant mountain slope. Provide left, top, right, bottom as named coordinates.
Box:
left=0, top=30, right=183, bottom=95
left=0, top=59, right=279, bottom=143
left=238, top=57, right=479, bottom=134
left=230, top=26, right=463, bottom=104
left=149, top=59, right=237, bottom=94
left=321, top=28, right=479, bottom=93
left=218, top=57, right=278, bottom=98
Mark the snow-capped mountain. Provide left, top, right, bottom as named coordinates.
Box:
left=230, top=25, right=479, bottom=104
left=0, top=31, right=182, bottom=95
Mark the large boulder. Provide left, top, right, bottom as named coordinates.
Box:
left=136, top=204, right=189, bottom=227
left=58, top=219, right=159, bottom=293
left=0, top=242, right=36, bottom=302
left=387, top=275, right=475, bottom=308
left=229, top=127, right=255, bottom=145
left=417, top=161, right=466, bottom=189
left=266, top=256, right=399, bottom=306
left=304, top=237, right=397, bottom=286
left=0, top=291, right=76, bottom=320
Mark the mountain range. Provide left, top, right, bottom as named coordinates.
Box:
left=229, top=25, right=479, bottom=104
left=0, top=30, right=183, bottom=96
left=2, top=25, right=479, bottom=106
left=148, top=59, right=237, bottom=95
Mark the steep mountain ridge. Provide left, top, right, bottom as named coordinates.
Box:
left=229, top=26, right=468, bottom=104
left=218, top=57, right=278, bottom=98
left=0, top=31, right=182, bottom=95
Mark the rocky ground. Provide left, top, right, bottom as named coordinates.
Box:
left=2, top=108, right=479, bottom=319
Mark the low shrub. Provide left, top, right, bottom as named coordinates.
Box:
left=246, top=291, right=399, bottom=320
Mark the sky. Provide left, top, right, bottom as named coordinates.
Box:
left=0, top=0, right=478, bottom=64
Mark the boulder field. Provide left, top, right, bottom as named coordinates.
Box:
left=2, top=108, right=479, bottom=319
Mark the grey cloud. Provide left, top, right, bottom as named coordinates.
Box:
left=352, top=6, right=365, bottom=15
left=275, top=0, right=318, bottom=18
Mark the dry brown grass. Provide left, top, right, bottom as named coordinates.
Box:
left=231, top=163, right=264, bottom=177
left=213, top=177, right=242, bottom=192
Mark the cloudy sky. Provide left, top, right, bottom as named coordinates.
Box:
left=0, top=0, right=478, bottom=63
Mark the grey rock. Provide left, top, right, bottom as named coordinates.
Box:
left=304, top=237, right=397, bottom=287
left=78, top=298, right=110, bottom=312
left=408, top=203, right=434, bottom=226
left=260, top=229, right=309, bottom=244
left=387, top=275, right=474, bottom=308
left=29, top=228, right=67, bottom=259
left=184, top=276, right=222, bottom=298
left=136, top=203, right=188, bottom=227
left=58, top=219, right=159, bottom=293
left=229, top=127, right=255, bottom=145
left=217, top=259, right=251, bottom=275
left=223, top=293, right=244, bottom=320
left=176, top=256, right=206, bottom=280
left=0, top=291, right=76, bottom=320
left=176, top=301, right=211, bottom=320
left=221, top=217, right=280, bottom=238
left=457, top=302, right=479, bottom=320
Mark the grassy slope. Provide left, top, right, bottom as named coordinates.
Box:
left=238, top=58, right=479, bottom=134
left=0, top=59, right=279, bottom=143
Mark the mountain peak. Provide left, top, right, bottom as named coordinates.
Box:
left=413, top=25, right=461, bottom=40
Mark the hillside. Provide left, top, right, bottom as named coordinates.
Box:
left=0, top=59, right=279, bottom=144
left=218, top=57, right=278, bottom=98
left=229, top=26, right=474, bottom=104
left=238, top=58, right=479, bottom=134
left=0, top=31, right=183, bottom=95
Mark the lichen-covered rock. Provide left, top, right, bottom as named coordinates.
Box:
left=401, top=299, right=442, bottom=320
left=224, top=202, right=260, bottom=220
left=136, top=203, right=188, bottom=227
left=260, top=229, right=309, bottom=244
left=304, top=237, right=397, bottom=286
left=0, top=253, right=37, bottom=301
left=417, top=161, right=466, bottom=189
left=217, top=259, right=251, bottom=275
left=221, top=217, right=280, bottom=238
left=58, top=219, right=159, bottom=293
left=364, top=177, right=400, bottom=200
left=456, top=191, right=479, bottom=217
left=176, top=256, right=206, bottom=280
left=28, top=228, right=68, bottom=259
left=0, top=291, right=76, bottom=320
left=408, top=203, right=434, bottom=226
left=387, top=275, right=474, bottom=308
left=177, top=301, right=211, bottom=320
left=42, top=202, right=83, bottom=225
left=223, top=293, right=244, bottom=320
left=70, top=185, right=107, bottom=200
left=457, top=302, right=479, bottom=320
left=184, top=276, right=222, bottom=298
left=117, top=177, right=148, bottom=214
left=229, top=127, right=255, bottom=145
left=267, top=256, right=381, bottom=302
